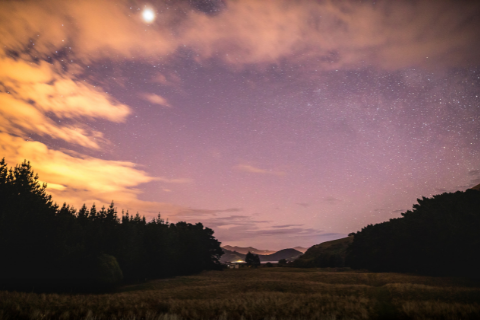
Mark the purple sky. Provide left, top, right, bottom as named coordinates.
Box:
left=1, top=0, right=479, bottom=249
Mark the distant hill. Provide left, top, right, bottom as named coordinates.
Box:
left=261, top=248, right=303, bottom=261
left=471, top=183, right=480, bottom=191
left=222, top=245, right=275, bottom=255
left=293, top=246, right=308, bottom=253
left=220, top=248, right=303, bottom=263
left=292, top=236, right=353, bottom=268
left=220, top=249, right=245, bottom=263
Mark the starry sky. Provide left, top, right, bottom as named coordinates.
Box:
left=1, top=0, right=480, bottom=250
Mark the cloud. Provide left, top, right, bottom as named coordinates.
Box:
left=0, top=133, right=188, bottom=214
left=176, top=207, right=242, bottom=217
left=295, top=203, right=310, bottom=208
left=0, top=0, right=177, bottom=62
left=0, top=93, right=103, bottom=149
left=272, top=224, right=303, bottom=229
left=152, top=72, right=182, bottom=87
left=182, top=0, right=480, bottom=69
left=142, top=93, right=171, bottom=108
left=468, top=170, right=480, bottom=187
left=0, top=57, right=130, bottom=149
left=247, top=227, right=319, bottom=237
left=0, top=53, right=187, bottom=217
left=469, top=170, right=479, bottom=176
left=180, top=212, right=346, bottom=248
left=2, top=0, right=479, bottom=71
left=236, top=164, right=285, bottom=176
left=156, top=177, right=192, bottom=184
left=470, top=178, right=480, bottom=188
left=323, top=197, right=342, bottom=205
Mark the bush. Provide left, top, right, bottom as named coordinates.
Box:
left=95, top=254, right=123, bottom=286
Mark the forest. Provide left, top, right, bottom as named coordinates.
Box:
left=291, top=187, right=480, bottom=279
left=0, top=159, right=224, bottom=291
left=346, top=188, right=480, bottom=277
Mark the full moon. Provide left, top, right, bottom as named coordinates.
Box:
left=142, top=9, right=155, bottom=23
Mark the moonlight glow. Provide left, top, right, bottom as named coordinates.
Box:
left=142, top=8, right=155, bottom=23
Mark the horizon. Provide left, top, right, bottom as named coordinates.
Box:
left=1, top=0, right=479, bottom=250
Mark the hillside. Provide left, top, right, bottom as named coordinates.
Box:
left=293, top=246, right=308, bottom=253
left=292, top=236, right=353, bottom=268
left=220, top=249, right=245, bottom=263
left=222, top=245, right=275, bottom=255
left=220, top=248, right=303, bottom=263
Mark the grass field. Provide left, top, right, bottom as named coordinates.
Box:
left=1, top=268, right=479, bottom=319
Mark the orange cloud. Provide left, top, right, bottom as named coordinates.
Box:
left=142, top=93, right=171, bottom=108
left=0, top=53, right=190, bottom=216
left=1, top=57, right=130, bottom=121
left=1, top=0, right=479, bottom=70
left=0, top=133, right=186, bottom=215
left=0, top=56, right=130, bottom=149
left=0, top=0, right=177, bottom=62
left=182, top=0, right=480, bottom=69
left=0, top=93, right=103, bottom=149
left=236, top=164, right=285, bottom=176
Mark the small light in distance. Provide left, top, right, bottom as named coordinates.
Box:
left=142, top=8, right=155, bottom=23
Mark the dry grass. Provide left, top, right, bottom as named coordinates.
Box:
left=1, top=268, right=479, bottom=319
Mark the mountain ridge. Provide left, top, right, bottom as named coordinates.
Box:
left=221, top=245, right=275, bottom=255
left=220, top=248, right=303, bottom=263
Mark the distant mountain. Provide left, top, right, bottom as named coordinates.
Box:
left=221, top=245, right=275, bottom=255
left=220, top=248, right=303, bottom=263
left=292, top=237, right=353, bottom=268
left=293, top=246, right=308, bottom=253
left=260, top=248, right=303, bottom=262
left=220, top=249, right=245, bottom=263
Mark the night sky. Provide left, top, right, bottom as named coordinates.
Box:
left=1, top=0, right=480, bottom=249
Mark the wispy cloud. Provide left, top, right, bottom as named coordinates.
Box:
left=295, top=203, right=310, bottom=208
left=176, top=208, right=242, bottom=217
left=0, top=58, right=130, bottom=149
left=155, top=177, right=192, bottom=184
left=142, top=93, right=171, bottom=108
left=323, top=197, right=342, bottom=205
left=236, top=164, right=285, bottom=176
left=469, top=170, right=479, bottom=176
left=271, top=224, right=303, bottom=229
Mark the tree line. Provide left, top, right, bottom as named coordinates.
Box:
left=346, top=189, right=480, bottom=277
left=290, top=188, right=480, bottom=278
left=0, top=159, right=223, bottom=291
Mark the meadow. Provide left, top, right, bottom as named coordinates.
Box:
left=1, top=268, right=479, bottom=320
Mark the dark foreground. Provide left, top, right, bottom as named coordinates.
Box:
left=1, top=268, right=479, bottom=320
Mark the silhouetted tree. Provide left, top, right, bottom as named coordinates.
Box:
left=245, top=251, right=260, bottom=267
left=0, top=158, right=224, bottom=291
